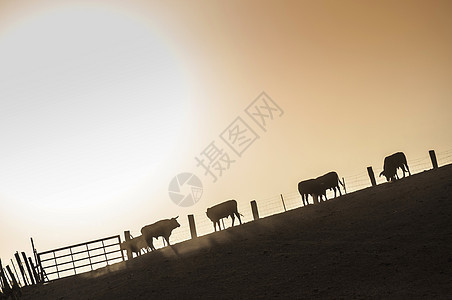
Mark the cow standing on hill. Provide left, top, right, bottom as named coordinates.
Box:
left=120, top=235, right=149, bottom=257
left=380, top=152, right=411, bottom=182
left=141, top=217, right=180, bottom=251
left=298, top=178, right=327, bottom=205
left=316, top=171, right=345, bottom=198
left=206, top=200, right=242, bottom=231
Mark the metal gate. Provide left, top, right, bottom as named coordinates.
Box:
left=37, top=235, right=124, bottom=281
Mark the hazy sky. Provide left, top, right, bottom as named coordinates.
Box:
left=1, top=0, right=451, bottom=263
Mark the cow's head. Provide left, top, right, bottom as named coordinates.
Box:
left=206, top=208, right=215, bottom=222
left=380, top=169, right=396, bottom=182
left=171, top=216, right=180, bottom=228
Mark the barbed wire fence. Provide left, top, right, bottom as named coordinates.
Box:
left=3, top=149, right=450, bottom=290
left=163, top=149, right=452, bottom=249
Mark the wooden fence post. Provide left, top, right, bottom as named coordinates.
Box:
left=124, top=231, right=132, bottom=260
left=367, top=166, right=377, bottom=186
left=250, top=200, right=260, bottom=220
left=6, top=266, right=18, bottom=288
left=14, top=252, right=27, bottom=286
left=28, top=258, right=40, bottom=284
left=35, top=254, right=45, bottom=283
left=188, top=214, right=197, bottom=239
left=21, top=252, right=35, bottom=285
left=0, top=259, right=11, bottom=294
left=429, top=150, right=438, bottom=169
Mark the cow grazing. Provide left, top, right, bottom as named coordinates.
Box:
left=120, top=235, right=149, bottom=258
left=140, top=217, right=180, bottom=251
left=316, top=171, right=345, bottom=198
left=206, top=200, right=242, bottom=231
left=379, top=152, right=411, bottom=182
left=298, top=178, right=327, bottom=205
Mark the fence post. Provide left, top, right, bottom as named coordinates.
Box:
left=250, top=200, right=260, bottom=220
left=124, top=231, right=132, bottom=260
left=27, top=258, right=40, bottom=284
left=6, top=265, right=18, bottom=288
left=429, top=150, right=438, bottom=169
left=117, top=236, right=125, bottom=261
left=35, top=254, right=45, bottom=283
left=280, top=194, right=287, bottom=211
left=367, top=166, right=377, bottom=186
left=30, top=238, right=38, bottom=271
left=0, top=259, right=11, bottom=294
left=188, top=214, right=197, bottom=239
left=21, top=252, right=35, bottom=285
left=14, top=252, right=28, bottom=286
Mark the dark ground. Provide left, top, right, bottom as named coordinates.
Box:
left=21, top=164, right=452, bottom=299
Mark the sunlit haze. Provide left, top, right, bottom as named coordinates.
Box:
left=1, top=0, right=451, bottom=264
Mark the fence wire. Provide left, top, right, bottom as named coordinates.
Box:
left=165, top=149, right=452, bottom=249
left=6, top=150, right=447, bottom=286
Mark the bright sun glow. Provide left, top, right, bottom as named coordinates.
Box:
left=0, top=7, right=189, bottom=213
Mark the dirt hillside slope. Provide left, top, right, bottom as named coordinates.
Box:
left=22, top=165, right=452, bottom=299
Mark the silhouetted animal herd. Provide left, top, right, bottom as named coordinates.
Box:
left=121, top=200, right=243, bottom=256
left=121, top=152, right=410, bottom=256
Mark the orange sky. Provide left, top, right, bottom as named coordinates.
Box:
left=1, top=0, right=451, bottom=265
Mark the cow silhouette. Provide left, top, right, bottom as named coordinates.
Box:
left=120, top=235, right=149, bottom=257
left=206, top=200, right=242, bottom=231
left=316, top=171, right=345, bottom=198
left=380, top=152, right=411, bottom=182
left=298, top=178, right=326, bottom=205
left=141, top=217, right=180, bottom=251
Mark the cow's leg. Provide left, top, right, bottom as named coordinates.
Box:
left=338, top=185, right=342, bottom=196
left=148, top=238, right=155, bottom=251
left=333, top=188, right=337, bottom=198
left=164, top=236, right=170, bottom=246
left=403, top=164, right=411, bottom=176
left=236, top=212, right=242, bottom=225
left=231, top=214, right=235, bottom=227
left=401, top=166, right=407, bottom=178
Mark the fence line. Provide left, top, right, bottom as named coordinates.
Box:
left=3, top=149, right=451, bottom=291
left=158, top=149, right=452, bottom=250
left=120, top=149, right=452, bottom=261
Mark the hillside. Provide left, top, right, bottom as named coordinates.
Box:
left=21, top=164, right=452, bottom=299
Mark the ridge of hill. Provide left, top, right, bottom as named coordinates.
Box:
left=22, top=164, right=452, bottom=299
